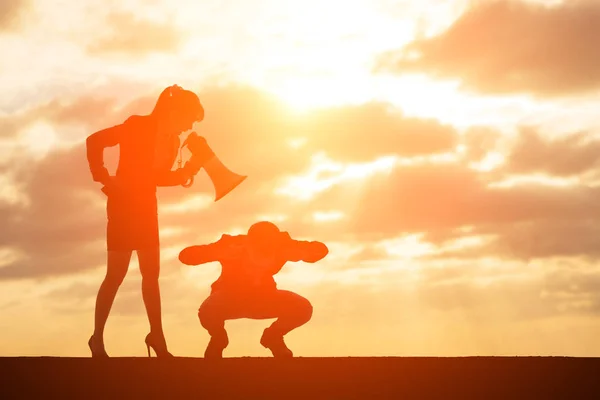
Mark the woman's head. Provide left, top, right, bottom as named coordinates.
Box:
left=153, top=85, right=204, bottom=134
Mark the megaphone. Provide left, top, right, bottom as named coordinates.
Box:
left=201, top=154, right=247, bottom=201
left=181, top=133, right=247, bottom=201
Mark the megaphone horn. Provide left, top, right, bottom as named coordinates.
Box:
left=180, top=132, right=247, bottom=201
left=202, top=155, right=247, bottom=202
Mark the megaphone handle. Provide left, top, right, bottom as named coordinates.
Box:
left=182, top=175, right=194, bottom=188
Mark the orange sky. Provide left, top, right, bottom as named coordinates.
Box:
left=2, top=0, right=600, bottom=357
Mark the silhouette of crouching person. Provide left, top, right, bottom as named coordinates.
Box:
left=179, top=221, right=329, bottom=359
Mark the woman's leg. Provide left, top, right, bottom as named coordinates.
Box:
left=137, top=246, right=164, bottom=338
left=93, top=250, right=132, bottom=343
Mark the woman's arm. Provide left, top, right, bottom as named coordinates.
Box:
left=86, top=124, right=124, bottom=184
left=155, top=134, right=187, bottom=187
left=155, top=133, right=213, bottom=187
left=155, top=169, right=189, bottom=187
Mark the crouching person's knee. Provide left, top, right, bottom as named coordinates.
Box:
left=198, top=306, right=209, bottom=330
left=198, top=298, right=224, bottom=335
left=298, top=296, right=313, bottom=325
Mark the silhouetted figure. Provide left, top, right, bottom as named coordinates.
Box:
left=86, top=85, right=216, bottom=358
left=179, top=221, right=329, bottom=359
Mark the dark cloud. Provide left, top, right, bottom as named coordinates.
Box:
left=376, top=0, right=600, bottom=96
left=87, top=12, right=182, bottom=56
left=0, top=145, right=106, bottom=280
left=307, top=156, right=600, bottom=247
left=0, top=94, right=123, bottom=141
left=503, top=127, right=600, bottom=177
left=424, top=219, right=600, bottom=262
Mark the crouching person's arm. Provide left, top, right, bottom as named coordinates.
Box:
left=179, top=238, right=222, bottom=265
left=179, top=234, right=241, bottom=265
left=282, top=233, right=329, bottom=263
left=179, top=244, right=218, bottom=265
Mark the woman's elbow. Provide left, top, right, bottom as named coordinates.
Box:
left=85, top=133, right=95, bottom=149
left=86, top=131, right=104, bottom=153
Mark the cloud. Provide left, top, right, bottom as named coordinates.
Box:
left=503, top=127, right=600, bottom=177
left=194, top=85, right=459, bottom=167
left=368, top=167, right=599, bottom=233
left=0, top=84, right=462, bottom=281
left=3, top=98, right=116, bottom=138
left=424, top=218, right=600, bottom=262
left=86, top=12, right=182, bottom=56
left=461, top=127, right=504, bottom=163
left=0, top=0, right=29, bottom=32
left=277, top=120, right=600, bottom=263
left=376, top=0, right=600, bottom=97
left=304, top=122, right=600, bottom=261
left=6, top=83, right=600, bottom=283
left=347, top=244, right=390, bottom=263
left=0, top=92, right=139, bottom=142
left=0, top=145, right=106, bottom=280
left=302, top=104, right=459, bottom=161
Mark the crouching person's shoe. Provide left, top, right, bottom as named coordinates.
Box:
left=205, top=330, right=229, bottom=360
left=260, top=327, right=293, bottom=358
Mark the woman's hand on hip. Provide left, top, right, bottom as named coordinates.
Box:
left=101, top=176, right=123, bottom=196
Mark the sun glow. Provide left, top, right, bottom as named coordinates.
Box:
left=275, top=154, right=396, bottom=200
left=313, top=211, right=345, bottom=222
left=469, top=151, right=506, bottom=172
left=489, top=174, right=581, bottom=188
left=0, top=247, right=24, bottom=269
left=161, top=194, right=213, bottom=214
left=380, top=234, right=436, bottom=260
left=0, top=175, right=28, bottom=207
left=265, top=74, right=377, bottom=113
left=21, top=122, right=57, bottom=158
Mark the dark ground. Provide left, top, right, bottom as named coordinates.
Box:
left=0, top=357, right=599, bottom=399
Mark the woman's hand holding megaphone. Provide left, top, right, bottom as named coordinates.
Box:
left=178, top=131, right=247, bottom=198
left=183, top=132, right=206, bottom=154
left=181, top=132, right=216, bottom=179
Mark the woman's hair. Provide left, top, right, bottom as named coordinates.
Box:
left=152, top=85, right=204, bottom=122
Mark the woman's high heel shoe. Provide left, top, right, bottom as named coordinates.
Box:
left=144, top=333, right=174, bottom=358
left=88, top=335, right=109, bottom=358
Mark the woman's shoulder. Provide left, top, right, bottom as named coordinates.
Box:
left=113, top=115, right=155, bottom=143
left=124, top=114, right=153, bottom=127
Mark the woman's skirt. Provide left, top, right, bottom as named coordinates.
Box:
left=106, top=189, right=159, bottom=251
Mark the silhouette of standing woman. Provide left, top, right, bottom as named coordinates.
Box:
left=86, top=85, right=209, bottom=358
